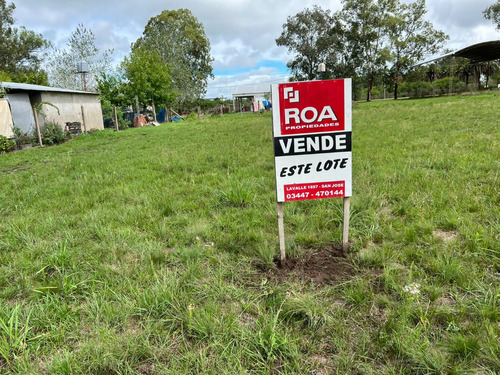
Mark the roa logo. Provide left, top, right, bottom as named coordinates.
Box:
left=284, top=106, right=338, bottom=125
left=282, top=86, right=339, bottom=125
left=279, top=80, right=346, bottom=135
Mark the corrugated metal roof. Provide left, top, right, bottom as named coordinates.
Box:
left=1, top=81, right=98, bottom=95
left=233, top=84, right=271, bottom=96
left=453, top=40, right=500, bottom=62
left=414, top=40, right=500, bottom=67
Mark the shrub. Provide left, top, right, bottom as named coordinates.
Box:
left=433, top=77, right=465, bottom=95
left=186, top=112, right=197, bottom=121
left=0, top=135, right=15, bottom=154
left=11, top=126, right=34, bottom=148
left=40, top=122, right=66, bottom=145
left=399, top=81, right=433, bottom=98
left=101, top=99, right=129, bottom=130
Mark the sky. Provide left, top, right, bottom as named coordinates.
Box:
left=12, top=0, right=500, bottom=98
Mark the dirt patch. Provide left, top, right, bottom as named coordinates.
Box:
left=270, top=245, right=358, bottom=286
left=1, top=164, right=31, bottom=175
left=433, top=230, right=458, bottom=242
left=137, top=362, right=156, bottom=375
left=309, top=354, right=334, bottom=375
left=238, top=312, right=257, bottom=328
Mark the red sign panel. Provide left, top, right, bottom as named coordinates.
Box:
left=284, top=181, right=345, bottom=202
left=278, top=80, right=345, bottom=135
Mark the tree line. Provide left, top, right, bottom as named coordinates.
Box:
left=277, top=0, right=500, bottom=101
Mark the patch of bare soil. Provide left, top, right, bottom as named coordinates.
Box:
left=309, top=354, right=335, bottom=375
left=1, top=164, right=31, bottom=175
left=137, top=362, right=156, bottom=375
left=270, top=245, right=358, bottom=285
left=433, top=229, right=458, bottom=242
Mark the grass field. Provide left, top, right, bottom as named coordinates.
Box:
left=0, top=93, right=499, bottom=374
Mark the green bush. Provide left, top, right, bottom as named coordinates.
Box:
left=100, top=99, right=129, bottom=130
left=0, top=135, right=15, bottom=154
left=399, top=81, right=433, bottom=98
left=40, top=122, right=66, bottom=145
left=399, top=79, right=467, bottom=98
left=433, top=77, right=466, bottom=95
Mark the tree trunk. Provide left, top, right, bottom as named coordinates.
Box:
left=366, top=74, right=373, bottom=102
left=394, top=60, right=400, bottom=100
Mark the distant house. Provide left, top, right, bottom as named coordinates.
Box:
left=232, top=84, right=271, bottom=101
left=0, top=82, right=104, bottom=138
left=232, top=84, right=272, bottom=111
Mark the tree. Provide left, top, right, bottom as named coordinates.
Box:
left=276, top=6, right=341, bottom=81
left=387, top=0, right=448, bottom=99
left=340, top=0, right=394, bottom=102
left=0, top=0, right=50, bottom=82
left=484, top=1, right=500, bottom=29
left=121, top=47, right=176, bottom=110
left=96, top=72, right=128, bottom=129
left=97, top=72, right=127, bottom=107
left=45, top=24, right=114, bottom=91
left=277, top=1, right=447, bottom=101
left=133, top=9, right=213, bottom=108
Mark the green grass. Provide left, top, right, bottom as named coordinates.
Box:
left=0, top=93, right=499, bottom=374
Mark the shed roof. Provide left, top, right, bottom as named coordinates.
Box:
left=452, top=40, right=500, bottom=62
left=233, top=84, right=271, bottom=97
left=414, top=40, right=500, bottom=66
left=1, top=82, right=99, bottom=95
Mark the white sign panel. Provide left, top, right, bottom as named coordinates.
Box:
left=272, top=79, right=352, bottom=202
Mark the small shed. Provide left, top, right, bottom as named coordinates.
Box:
left=0, top=82, right=104, bottom=138
left=232, top=84, right=271, bottom=112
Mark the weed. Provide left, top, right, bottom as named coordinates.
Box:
left=218, top=178, right=255, bottom=207
left=282, top=292, right=328, bottom=328
left=0, top=305, right=32, bottom=366
left=253, top=292, right=296, bottom=368
left=447, top=334, right=481, bottom=361
left=343, top=277, right=373, bottom=307
left=0, top=135, right=15, bottom=154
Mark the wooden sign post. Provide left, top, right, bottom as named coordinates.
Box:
left=271, top=79, right=352, bottom=262
left=277, top=202, right=286, bottom=264
left=342, top=196, right=350, bottom=255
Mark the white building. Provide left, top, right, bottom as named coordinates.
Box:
left=0, top=82, right=104, bottom=138
left=232, top=84, right=272, bottom=112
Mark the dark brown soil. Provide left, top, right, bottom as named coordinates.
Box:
left=270, top=244, right=358, bottom=285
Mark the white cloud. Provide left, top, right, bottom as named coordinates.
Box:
left=426, top=0, right=499, bottom=50
left=206, top=66, right=289, bottom=98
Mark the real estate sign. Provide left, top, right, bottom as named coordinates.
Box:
left=271, top=79, right=352, bottom=202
